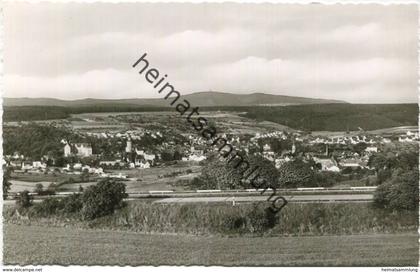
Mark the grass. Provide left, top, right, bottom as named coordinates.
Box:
left=3, top=223, right=418, bottom=266
left=5, top=202, right=418, bottom=236
left=10, top=162, right=202, bottom=193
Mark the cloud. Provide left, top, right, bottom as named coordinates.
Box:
left=3, top=3, right=418, bottom=103
left=6, top=56, right=416, bottom=103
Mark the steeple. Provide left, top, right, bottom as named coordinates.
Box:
left=125, top=137, right=132, bottom=153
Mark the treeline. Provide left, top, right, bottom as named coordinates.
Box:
left=12, top=179, right=127, bottom=220
left=4, top=106, right=70, bottom=121
left=191, top=153, right=348, bottom=190
left=3, top=123, right=82, bottom=160
left=3, top=105, right=172, bottom=122
left=240, top=104, right=418, bottom=131
left=371, top=145, right=419, bottom=211
left=4, top=104, right=418, bottom=131
left=3, top=123, right=187, bottom=164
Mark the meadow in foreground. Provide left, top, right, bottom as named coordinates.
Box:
left=4, top=223, right=418, bottom=266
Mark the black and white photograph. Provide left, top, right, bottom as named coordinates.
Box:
left=2, top=1, right=419, bottom=269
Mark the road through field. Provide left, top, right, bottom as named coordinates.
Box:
left=4, top=224, right=417, bottom=266
left=154, top=194, right=373, bottom=203
left=3, top=193, right=374, bottom=205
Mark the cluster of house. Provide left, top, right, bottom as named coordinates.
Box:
left=308, top=131, right=419, bottom=145
left=84, top=129, right=162, bottom=140
left=252, top=131, right=288, bottom=141
left=5, top=127, right=419, bottom=178
left=269, top=145, right=374, bottom=172
left=398, top=131, right=420, bottom=142
left=5, top=153, right=50, bottom=173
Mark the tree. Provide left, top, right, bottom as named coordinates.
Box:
left=62, top=194, right=83, bottom=214
left=396, top=151, right=419, bottom=170
left=200, top=158, right=243, bottom=189
left=368, top=153, right=397, bottom=172
left=161, top=151, right=173, bottom=162
left=81, top=179, right=128, bottom=220
left=46, top=182, right=57, bottom=195
left=268, top=139, right=292, bottom=154
left=377, top=168, right=392, bottom=184
left=246, top=155, right=280, bottom=189
left=3, top=167, right=11, bottom=200
left=312, top=172, right=342, bottom=187
left=34, top=183, right=44, bottom=195
left=173, top=150, right=183, bottom=161
left=353, top=142, right=368, bottom=155
left=277, top=159, right=314, bottom=188
left=16, top=190, right=32, bottom=209
left=80, top=169, right=90, bottom=182
left=374, top=170, right=419, bottom=211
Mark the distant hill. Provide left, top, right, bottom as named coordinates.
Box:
left=3, top=101, right=417, bottom=132
left=4, top=91, right=346, bottom=107
left=176, top=92, right=346, bottom=106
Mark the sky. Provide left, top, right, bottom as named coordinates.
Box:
left=4, top=3, right=419, bottom=103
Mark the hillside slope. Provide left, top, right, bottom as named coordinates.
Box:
left=242, top=104, right=418, bottom=132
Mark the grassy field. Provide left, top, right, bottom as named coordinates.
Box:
left=3, top=223, right=418, bottom=266
left=5, top=202, right=417, bottom=236
left=9, top=162, right=202, bottom=193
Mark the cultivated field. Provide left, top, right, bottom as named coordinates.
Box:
left=8, top=161, right=202, bottom=193
left=4, top=224, right=418, bottom=266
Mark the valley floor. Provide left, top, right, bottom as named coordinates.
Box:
left=4, top=223, right=418, bottom=266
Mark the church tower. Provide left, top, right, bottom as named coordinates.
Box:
left=125, top=137, right=132, bottom=153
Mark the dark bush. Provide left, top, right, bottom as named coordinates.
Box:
left=33, top=197, right=64, bottom=216
left=225, top=204, right=279, bottom=233
left=81, top=180, right=128, bottom=220
left=46, top=182, right=57, bottom=195
left=264, top=207, right=278, bottom=229
left=3, top=167, right=11, bottom=200
left=62, top=194, right=83, bottom=214
left=34, top=183, right=44, bottom=195
left=310, top=207, right=326, bottom=227
left=377, top=168, right=392, bottom=184
left=374, top=170, right=419, bottom=211
left=16, top=190, right=32, bottom=209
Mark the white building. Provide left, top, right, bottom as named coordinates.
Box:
left=64, top=143, right=93, bottom=157
left=365, top=146, right=378, bottom=153
left=183, top=154, right=206, bottom=162
left=64, top=143, right=72, bottom=157
left=75, top=143, right=93, bottom=157
left=125, top=138, right=132, bottom=153
left=32, top=161, right=47, bottom=169
left=313, top=157, right=340, bottom=172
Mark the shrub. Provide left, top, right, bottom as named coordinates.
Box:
left=3, top=167, right=11, bottom=200
left=374, top=170, right=419, bottom=211
left=81, top=180, right=127, bottom=220
left=6, top=201, right=418, bottom=236
left=34, top=183, right=44, bottom=195
left=46, top=182, right=57, bottom=195
left=33, top=197, right=64, bottom=216
left=278, top=159, right=314, bottom=188
left=62, top=194, right=83, bottom=214
left=16, top=190, right=32, bottom=209
left=377, top=168, right=392, bottom=184
left=243, top=204, right=279, bottom=232
left=89, top=202, right=417, bottom=236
